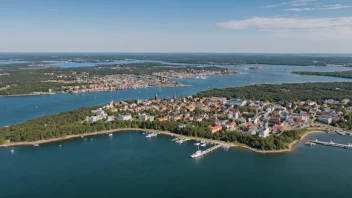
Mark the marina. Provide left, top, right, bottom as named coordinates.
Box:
left=309, top=139, right=352, bottom=150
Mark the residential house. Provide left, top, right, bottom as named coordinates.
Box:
left=208, top=125, right=223, bottom=133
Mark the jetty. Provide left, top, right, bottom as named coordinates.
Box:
left=190, top=144, right=229, bottom=158
left=309, top=139, right=352, bottom=150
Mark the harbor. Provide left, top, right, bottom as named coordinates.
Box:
left=309, top=139, right=352, bottom=150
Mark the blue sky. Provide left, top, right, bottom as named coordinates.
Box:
left=1, top=0, right=352, bottom=53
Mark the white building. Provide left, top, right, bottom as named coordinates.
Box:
left=118, top=114, right=132, bottom=121
left=138, top=114, right=155, bottom=121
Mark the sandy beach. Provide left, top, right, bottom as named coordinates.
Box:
left=0, top=128, right=324, bottom=154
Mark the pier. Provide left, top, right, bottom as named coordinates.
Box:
left=190, top=144, right=229, bottom=158
left=310, top=140, right=352, bottom=150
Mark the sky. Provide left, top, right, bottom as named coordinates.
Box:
left=1, top=0, right=352, bottom=53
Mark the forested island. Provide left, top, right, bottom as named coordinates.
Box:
left=293, top=71, right=352, bottom=79
left=1, top=82, right=352, bottom=152
left=196, top=82, right=352, bottom=101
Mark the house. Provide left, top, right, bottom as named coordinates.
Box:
left=173, top=115, right=182, bottom=121
left=226, top=99, right=247, bottom=107
left=106, top=116, right=115, bottom=122
left=86, top=116, right=102, bottom=124
left=208, top=125, right=223, bottom=133
left=317, top=115, right=332, bottom=124
left=222, top=122, right=236, bottom=129
left=179, top=124, right=187, bottom=129
left=259, top=127, right=270, bottom=138
left=138, top=114, right=155, bottom=121
left=272, top=125, right=284, bottom=133
left=157, top=116, right=169, bottom=122
left=269, top=117, right=281, bottom=125
left=237, top=117, right=247, bottom=124
left=118, top=114, right=132, bottom=121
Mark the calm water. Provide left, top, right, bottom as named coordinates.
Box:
left=1, top=131, right=351, bottom=198
left=1, top=64, right=352, bottom=197
left=0, top=64, right=351, bottom=127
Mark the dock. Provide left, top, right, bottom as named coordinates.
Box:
left=310, top=140, right=352, bottom=150
left=190, top=144, right=229, bottom=158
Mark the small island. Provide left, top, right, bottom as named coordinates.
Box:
left=1, top=82, right=352, bottom=153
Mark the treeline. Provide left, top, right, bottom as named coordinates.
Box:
left=196, top=82, right=352, bottom=102
left=4, top=53, right=352, bottom=66
left=0, top=107, right=304, bottom=151
left=293, top=71, right=352, bottom=79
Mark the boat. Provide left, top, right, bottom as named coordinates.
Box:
left=145, top=133, right=157, bottom=138
left=34, top=144, right=39, bottom=147
left=200, top=143, right=207, bottom=147
left=190, top=150, right=203, bottom=158
left=80, top=135, right=84, bottom=138
left=335, top=130, right=348, bottom=136
left=171, top=137, right=179, bottom=142
left=10, top=149, right=14, bottom=154
left=305, top=142, right=316, bottom=147
left=329, top=141, right=335, bottom=145
left=108, top=133, right=113, bottom=137
left=194, top=142, right=200, bottom=146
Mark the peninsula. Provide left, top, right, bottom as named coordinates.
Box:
left=0, top=62, right=236, bottom=96
left=1, top=82, right=352, bottom=153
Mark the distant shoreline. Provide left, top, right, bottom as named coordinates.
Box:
left=0, top=128, right=324, bottom=154
left=0, top=84, right=187, bottom=98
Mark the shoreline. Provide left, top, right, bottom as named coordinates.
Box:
left=0, top=128, right=325, bottom=154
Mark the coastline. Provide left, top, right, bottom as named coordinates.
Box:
left=0, top=128, right=324, bottom=154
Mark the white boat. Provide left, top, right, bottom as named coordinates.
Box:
left=172, top=138, right=179, bottom=142
left=108, top=133, right=113, bottom=137
left=305, top=142, right=316, bottom=147
left=10, top=149, right=14, bottom=154
left=200, top=143, right=207, bottom=147
left=194, top=143, right=200, bottom=146
left=329, top=141, right=335, bottom=145
left=145, top=133, right=157, bottom=138
left=34, top=144, right=39, bottom=147
left=190, top=150, right=203, bottom=158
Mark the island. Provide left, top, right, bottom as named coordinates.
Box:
left=0, top=62, right=236, bottom=96
left=1, top=82, right=352, bottom=153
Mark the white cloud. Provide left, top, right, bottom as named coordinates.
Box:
left=264, top=0, right=317, bottom=8
left=48, top=8, right=59, bottom=12
left=322, top=4, right=352, bottom=10
left=217, top=17, right=352, bottom=39
left=283, top=4, right=352, bottom=11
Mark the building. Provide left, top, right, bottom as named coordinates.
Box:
left=208, top=125, right=223, bottom=133
left=317, top=115, right=332, bottom=124
left=226, top=99, right=247, bottom=107
left=179, top=124, right=187, bottom=129
left=118, top=114, right=132, bottom=121
left=138, top=114, right=155, bottom=121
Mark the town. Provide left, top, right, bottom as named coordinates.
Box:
left=40, top=67, right=236, bottom=94
left=86, top=95, right=352, bottom=138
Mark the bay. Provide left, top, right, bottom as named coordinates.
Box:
left=0, top=65, right=351, bottom=127
left=0, top=131, right=351, bottom=198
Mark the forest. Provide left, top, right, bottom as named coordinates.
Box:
left=196, top=82, right=352, bottom=102
left=0, top=106, right=305, bottom=151
left=293, top=71, right=352, bottom=79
